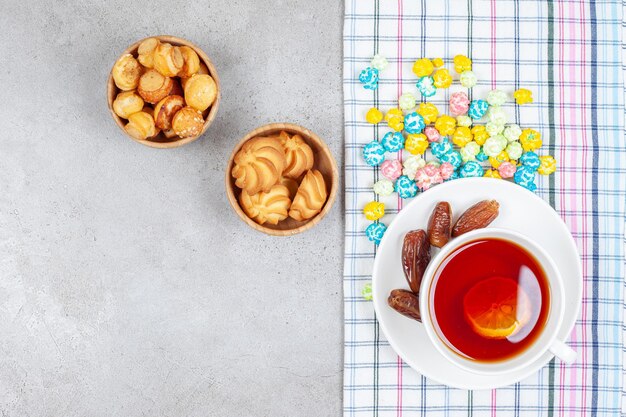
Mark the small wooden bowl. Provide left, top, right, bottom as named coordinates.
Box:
left=107, top=35, right=221, bottom=149
left=226, top=123, right=338, bottom=236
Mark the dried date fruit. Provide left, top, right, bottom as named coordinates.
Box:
left=388, top=289, right=421, bottom=321
left=401, top=229, right=431, bottom=293
left=427, top=201, right=452, bottom=248
left=452, top=199, right=500, bottom=237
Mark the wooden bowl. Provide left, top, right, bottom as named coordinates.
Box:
left=226, top=123, right=338, bottom=236
left=107, top=35, right=221, bottom=148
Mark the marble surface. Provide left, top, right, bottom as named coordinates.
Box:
left=0, top=1, right=344, bottom=415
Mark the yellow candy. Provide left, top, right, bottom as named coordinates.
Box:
left=405, top=133, right=429, bottom=155
left=385, top=108, right=404, bottom=131
left=489, top=150, right=510, bottom=168
left=538, top=155, right=557, bottom=175
left=363, top=201, right=385, bottom=221
left=435, top=115, right=457, bottom=136
left=417, top=102, right=439, bottom=124
left=520, top=128, right=542, bottom=152
left=432, top=58, right=444, bottom=68
left=471, top=125, right=490, bottom=145
left=513, top=88, right=533, bottom=105
left=366, top=107, right=383, bottom=124
left=453, top=55, right=472, bottom=73
left=484, top=169, right=502, bottom=179
left=433, top=68, right=453, bottom=88
left=452, top=127, right=473, bottom=147
left=412, top=58, right=434, bottom=77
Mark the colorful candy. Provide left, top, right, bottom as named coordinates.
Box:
left=460, top=161, right=484, bottom=178
left=486, top=121, right=504, bottom=136
left=402, top=155, right=426, bottom=178
left=457, top=115, right=472, bottom=127
left=414, top=165, right=443, bottom=191
left=435, top=115, right=456, bottom=136
left=488, top=150, right=510, bottom=168
left=405, top=133, right=429, bottom=154
left=486, top=89, right=508, bottom=107
left=460, top=141, right=481, bottom=162
left=432, top=58, right=444, bottom=68
left=365, top=107, right=383, bottom=124
left=506, top=141, right=523, bottom=160
left=498, top=161, right=517, bottom=179
left=417, top=102, right=439, bottom=124
left=460, top=70, right=477, bottom=88
left=363, top=141, right=385, bottom=166
left=416, top=76, right=437, bottom=97
left=381, top=132, right=405, bottom=152
left=423, top=126, right=441, bottom=143
left=471, top=125, right=490, bottom=145
left=468, top=99, right=489, bottom=120
left=487, top=106, right=507, bottom=125
left=380, top=159, right=403, bottom=180
left=538, top=155, right=557, bottom=175
left=453, top=55, right=472, bottom=73
left=433, top=68, right=453, bottom=88
left=514, top=166, right=537, bottom=191
left=449, top=91, right=470, bottom=116
left=483, top=136, right=507, bottom=157
left=503, top=124, right=522, bottom=142
left=363, top=201, right=385, bottom=221
left=373, top=179, right=394, bottom=196
left=520, top=129, right=542, bottom=152
left=452, top=126, right=473, bottom=147
left=412, top=58, right=434, bottom=77
left=395, top=175, right=419, bottom=199
left=430, top=138, right=453, bottom=158
left=476, top=151, right=488, bottom=162
left=399, top=92, right=417, bottom=110
left=385, top=108, right=404, bottom=132
left=514, top=88, right=533, bottom=105
left=520, top=151, right=541, bottom=171
left=440, top=150, right=463, bottom=168
left=359, top=67, right=379, bottom=90
left=371, top=54, right=389, bottom=71
left=439, top=162, right=455, bottom=180
left=484, top=169, right=502, bottom=179
left=404, top=112, right=426, bottom=134
left=365, top=222, right=387, bottom=245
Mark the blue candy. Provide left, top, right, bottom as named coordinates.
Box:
left=359, top=67, right=379, bottom=90
left=440, top=150, right=463, bottom=168
left=476, top=151, right=489, bottom=162
left=394, top=175, right=418, bottom=199
left=460, top=161, right=485, bottom=178
left=363, top=141, right=385, bottom=166
left=430, top=138, right=453, bottom=158
left=404, top=112, right=426, bottom=134
left=520, top=151, right=541, bottom=171
left=518, top=180, right=537, bottom=191
left=416, top=76, right=437, bottom=97
left=365, top=222, right=387, bottom=245
left=381, top=132, right=405, bottom=152
left=468, top=99, right=489, bottom=120
left=514, top=165, right=536, bottom=185
left=446, top=170, right=460, bottom=181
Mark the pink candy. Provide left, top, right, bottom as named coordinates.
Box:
left=498, top=161, right=517, bottom=178
left=439, top=162, right=455, bottom=180
left=415, top=165, right=444, bottom=191
left=449, top=92, right=470, bottom=116
left=423, top=126, right=441, bottom=142
left=380, top=159, right=402, bottom=180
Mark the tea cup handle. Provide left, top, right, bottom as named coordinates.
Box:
left=549, top=340, right=577, bottom=364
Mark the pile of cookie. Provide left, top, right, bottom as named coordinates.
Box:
left=110, top=38, right=217, bottom=141
left=231, top=132, right=328, bottom=225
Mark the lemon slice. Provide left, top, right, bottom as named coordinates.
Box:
left=463, top=277, right=531, bottom=339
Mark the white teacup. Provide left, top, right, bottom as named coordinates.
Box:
left=419, top=228, right=576, bottom=375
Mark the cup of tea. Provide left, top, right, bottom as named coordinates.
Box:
left=419, top=228, right=576, bottom=375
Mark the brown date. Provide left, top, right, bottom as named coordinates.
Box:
left=401, top=229, right=430, bottom=293
left=452, top=199, right=500, bottom=237
left=388, top=289, right=421, bottom=321
left=427, top=201, right=452, bottom=248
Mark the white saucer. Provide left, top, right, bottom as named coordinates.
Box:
left=372, top=178, right=582, bottom=390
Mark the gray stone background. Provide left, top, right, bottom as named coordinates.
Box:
left=0, top=1, right=344, bottom=415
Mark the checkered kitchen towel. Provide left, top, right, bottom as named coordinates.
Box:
left=343, top=1, right=626, bottom=415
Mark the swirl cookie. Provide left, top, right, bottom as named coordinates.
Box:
left=239, top=185, right=291, bottom=225
left=232, top=136, right=286, bottom=195
left=289, top=169, right=328, bottom=221
left=279, top=131, right=314, bottom=179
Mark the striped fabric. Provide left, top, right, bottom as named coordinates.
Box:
left=343, top=1, right=626, bottom=416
